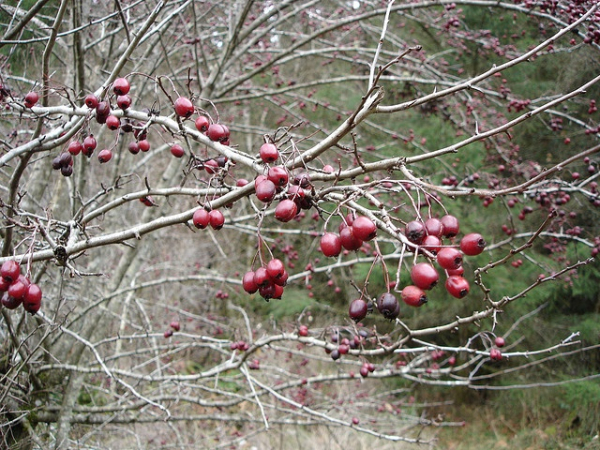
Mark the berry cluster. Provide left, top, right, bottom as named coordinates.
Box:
left=163, top=320, right=180, bottom=338
left=319, top=214, right=377, bottom=256
left=0, top=260, right=42, bottom=314
left=192, top=208, right=225, bottom=230
left=242, top=258, right=289, bottom=301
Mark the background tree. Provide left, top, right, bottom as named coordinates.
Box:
left=1, top=1, right=599, bottom=448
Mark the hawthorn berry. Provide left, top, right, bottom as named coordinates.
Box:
left=138, top=140, right=150, bottom=152
left=170, top=144, right=184, bottom=158
left=174, top=97, right=194, bottom=118
left=24, top=91, right=39, bottom=108
left=410, top=263, right=439, bottom=290
left=440, top=215, right=460, bottom=238
left=266, top=258, right=286, bottom=283
left=128, top=142, right=140, bottom=154
left=208, top=210, right=225, bottom=230
left=298, top=325, right=309, bottom=336
left=490, top=348, right=502, bottom=361
left=339, top=226, right=363, bottom=251
left=169, top=321, right=181, bottom=332
left=82, top=135, right=97, bottom=157
left=116, top=94, right=132, bottom=109
left=192, top=209, right=210, bottom=229
left=255, top=179, right=277, bottom=202
left=1, top=260, right=21, bottom=283
left=84, top=94, right=99, bottom=109
left=242, top=271, right=259, bottom=294
left=267, top=166, right=289, bottom=187
left=405, top=220, right=426, bottom=245
left=401, top=285, right=427, bottom=307
left=275, top=199, right=298, bottom=222
left=377, top=292, right=400, bottom=320
left=349, top=298, right=369, bottom=322
left=259, top=143, right=279, bottom=163
left=112, top=77, right=130, bottom=95
left=1, top=292, right=21, bottom=310
left=195, top=116, right=210, bottom=132
left=23, top=284, right=42, bottom=314
left=436, top=247, right=463, bottom=271
left=421, top=235, right=442, bottom=255
left=320, top=233, right=342, bottom=257
left=206, top=123, right=229, bottom=142
left=97, top=149, right=113, bottom=163
left=352, top=216, right=377, bottom=242
left=494, top=336, right=506, bottom=348
left=68, top=141, right=83, bottom=156
left=460, top=233, right=486, bottom=256
left=253, top=267, right=271, bottom=287
left=425, top=218, right=444, bottom=237
left=445, top=275, right=470, bottom=298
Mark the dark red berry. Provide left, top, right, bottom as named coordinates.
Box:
left=275, top=199, right=298, bottom=222
left=320, top=233, right=342, bottom=257
left=267, top=166, right=289, bottom=187
left=436, top=247, right=463, bottom=270
left=97, top=149, right=112, bottom=163
left=138, top=140, right=150, bottom=152
left=253, top=267, right=271, bottom=287
left=460, top=233, right=486, bottom=256
left=266, top=258, right=286, bottom=282
left=410, top=263, right=439, bottom=290
left=440, top=215, right=460, bottom=238
left=195, top=116, right=210, bottom=132
left=340, top=226, right=363, bottom=251
left=445, top=275, right=470, bottom=298
left=206, top=123, right=229, bottom=142
left=112, top=77, right=130, bottom=95
left=24, top=91, right=39, bottom=108
left=405, top=220, right=426, bottom=244
left=352, top=216, right=377, bottom=242
left=349, top=298, right=369, bottom=322
left=425, top=217, right=444, bottom=237
left=421, top=235, right=442, bottom=255
left=83, top=135, right=97, bottom=157
left=23, top=283, right=42, bottom=314
left=377, top=292, right=400, bottom=320
left=255, top=179, right=277, bottom=202
left=116, top=94, right=132, bottom=109
left=298, top=325, right=309, bottom=336
left=174, top=97, right=194, bottom=118
left=259, top=143, right=279, bottom=163
left=128, top=142, right=140, bottom=154
left=1, top=292, right=21, bottom=310
left=84, top=94, right=99, bottom=109
left=490, top=348, right=502, bottom=361
left=170, top=144, right=184, bottom=158
left=68, top=141, right=83, bottom=156
left=242, top=271, right=259, bottom=294
left=401, top=285, right=427, bottom=307
left=1, top=260, right=20, bottom=283
left=208, top=210, right=225, bottom=230
left=192, top=209, right=210, bottom=229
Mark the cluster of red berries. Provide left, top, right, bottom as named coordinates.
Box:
left=163, top=320, right=180, bottom=338
left=319, top=213, right=377, bottom=256
left=192, top=208, right=225, bottom=231
left=24, top=91, right=39, bottom=108
left=242, top=258, right=289, bottom=301
left=230, top=340, right=250, bottom=351
left=0, top=260, right=42, bottom=314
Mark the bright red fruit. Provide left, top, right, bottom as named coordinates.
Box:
left=320, top=233, right=342, bottom=257
left=267, top=166, right=289, bottom=187
left=298, top=325, right=309, bottom=336
left=425, top=217, right=444, bottom=237
left=169, top=321, right=180, bottom=332
left=23, top=284, right=42, bottom=314
left=68, top=141, right=83, bottom=156
left=253, top=267, right=271, bottom=287
left=174, top=97, right=194, bottom=118
left=195, top=116, right=210, bottom=132
left=352, top=216, right=377, bottom=242
left=255, top=179, right=277, bottom=202
left=490, top=348, right=502, bottom=361
left=128, top=142, right=140, bottom=154
left=421, top=235, right=442, bottom=255
left=192, top=209, right=210, bottom=229
left=24, top=91, right=39, bottom=108
left=84, top=94, right=99, bottom=109
left=112, top=77, right=130, bottom=95
left=410, top=263, right=439, bottom=290
left=436, top=247, right=463, bottom=270
left=208, top=210, right=225, bottom=230
left=339, top=226, right=363, bottom=251
left=495, top=336, right=506, bottom=348
left=116, top=94, right=132, bottom=109
left=259, top=143, right=279, bottom=163
left=206, top=123, right=229, bottom=142
left=97, top=149, right=113, bottom=163
left=266, top=259, right=286, bottom=282
left=82, top=135, right=97, bottom=157
left=170, top=144, right=184, bottom=158
left=445, top=275, right=470, bottom=298
left=460, top=233, right=486, bottom=256
left=274, top=199, right=298, bottom=222
left=138, top=140, right=150, bottom=152
left=440, top=215, right=460, bottom=238
left=401, top=285, right=427, bottom=307
left=349, top=298, right=369, bottom=322
left=242, top=271, right=259, bottom=294
left=1, top=260, right=20, bottom=283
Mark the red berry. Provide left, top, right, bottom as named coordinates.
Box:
left=203, top=159, right=219, bottom=174
left=1, top=260, right=20, bottom=283
left=320, top=233, right=342, bottom=257
left=339, top=226, right=363, bottom=251
left=206, top=123, right=229, bottom=142
left=22, top=283, right=42, bottom=314
left=494, top=336, right=506, bottom=348
left=195, top=115, right=210, bottom=132
left=440, top=215, right=460, bottom=238
left=174, top=97, right=194, bottom=118
left=128, top=142, right=140, bottom=154
left=405, top=220, right=426, bottom=244
left=97, top=149, right=113, bottom=163
left=253, top=267, right=271, bottom=287
left=68, top=141, right=83, bottom=156
left=460, top=233, right=486, bottom=256
left=445, top=276, right=470, bottom=298
left=349, top=298, right=369, bottom=322
left=208, top=210, right=225, bottom=230
left=267, top=166, right=289, bottom=187
left=113, top=77, right=130, bottom=95
left=298, top=325, right=309, bottom=336
left=84, top=94, right=99, bottom=109
left=352, top=216, right=377, bottom=242
left=116, top=94, right=132, bottom=109
left=259, top=143, right=279, bottom=163
left=490, top=348, right=502, bottom=361
left=82, top=135, right=97, bottom=157
left=1, top=292, right=21, bottom=310
left=377, top=292, right=400, bottom=320
left=425, top=218, right=444, bottom=237
left=255, top=179, right=277, bottom=203
left=410, top=263, right=439, bottom=290
left=170, top=143, right=184, bottom=158
left=8, top=276, right=29, bottom=300
left=360, top=364, right=370, bottom=378
left=242, top=271, right=259, bottom=294
left=266, top=258, right=286, bottom=282
left=24, top=91, right=39, bottom=108
left=164, top=329, right=173, bottom=338
left=192, top=209, right=210, bottom=229
left=401, top=285, right=427, bottom=307
left=138, top=140, right=150, bottom=152
left=421, top=235, right=442, bottom=255
left=436, top=247, right=463, bottom=270
left=275, top=199, right=298, bottom=222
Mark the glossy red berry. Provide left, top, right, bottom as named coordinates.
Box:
left=267, top=166, right=289, bottom=187
left=377, top=292, right=400, bottom=320
left=436, top=247, right=463, bottom=271
left=253, top=267, right=271, bottom=287
left=97, top=149, right=113, bottom=163
left=22, top=283, right=42, bottom=314
left=495, top=336, right=506, bottom=348
left=116, top=94, right=132, bottom=109
left=137, top=140, right=150, bottom=152
left=82, top=135, right=97, bottom=157
left=112, top=77, right=130, bottom=95
left=425, top=218, right=444, bottom=237
left=405, top=220, right=426, bottom=245
left=410, top=263, right=439, bottom=290
left=169, top=321, right=180, bottom=332
left=95, top=101, right=111, bottom=123
left=1, top=292, right=21, bottom=310
left=192, top=209, right=210, bottom=229
left=349, top=298, right=369, bottom=322
left=1, top=260, right=20, bottom=283
left=128, top=142, right=140, bottom=154
left=8, top=276, right=29, bottom=300
left=440, top=215, right=460, bottom=238
left=170, top=143, right=184, bottom=158
left=106, top=115, right=120, bottom=130
left=320, top=233, right=342, bottom=257
left=84, top=94, right=99, bottom=109
left=174, top=97, right=194, bottom=118
left=421, top=235, right=442, bottom=255
left=275, top=199, right=298, bottom=222
left=242, top=271, right=259, bottom=294
left=490, top=348, right=502, bottom=361
left=255, top=179, right=277, bottom=203
left=24, top=91, right=39, bottom=108
left=445, top=276, right=470, bottom=298
left=401, top=285, right=427, bottom=307
left=68, top=141, right=83, bottom=156
left=208, top=210, right=225, bottom=230
left=195, top=115, right=210, bottom=132
left=352, top=216, right=377, bottom=242
left=259, top=143, right=279, bottom=163
left=298, top=325, right=309, bottom=336
left=266, top=258, right=285, bottom=282
left=206, top=123, right=229, bottom=142
left=460, top=233, right=486, bottom=256
left=339, top=226, right=363, bottom=251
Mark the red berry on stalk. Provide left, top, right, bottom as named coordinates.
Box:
left=1, top=292, right=21, bottom=310
left=490, top=348, right=502, bottom=361
left=169, top=321, right=180, bottom=332
left=128, top=142, right=140, bottom=154
left=97, top=149, right=113, bottom=163
left=192, top=209, right=210, bottom=229
left=320, top=233, right=342, bottom=257
left=421, top=235, right=442, bottom=255
left=494, top=336, right=506, bottom=348
left=436, top=247, right=463, bottom=270
left=138, top=140, right=150, bottom=152
left=460, top=233, right=486, bottom=256
left=255, top=179, right=277, bottom=203
left=208, top=210, right=225, bottom=230
left=349, top=298, right=369, bottom=322
left=68, top=141, right=83, bottom=156
left=405, top=220, right=426, bottom=245
left=266, top=258, right=286, bottom=282
left=377, top=292, right=400, bottom=320
left=410, top=263, right=439, bottom=290
left=275, top=199, right=298, bottom=222
left=253, top=267, right=271, bottom=288
left=242, top=271, right=259, bottom=294
left=339, top=226, right=363, bottom=251
left=24, top=91, right=39, bottom=108
left=174, top=97, right=194, bottom=118
left=23, top=284, right=42, bottom=314
left=82, top=135, right=97, bottom=157
left=116, top=94, right=132, bottom=110
left=267, top=166, right=289, bottom=187
left=170, top=143, right=184, bottom=158
left=112, top=77, right=130, bottom=95
left=445, top=276, right=470, bottom=298
left=352, top=216, right=377, bottom=242
left=298, top=325, right=309, bottom=336
left=259, top=143, right=279, bottom=163
left=1, top=260, right=20, bottom=283
left=425, top=217, right=444, bottom=237
left=195, top=116, right=210, bottom=132
left=401, top=285, right=427, bottom=307
left=440, top=215, right=460, bottom=238
left=84, top=94, right=99, bottom=109
left=206, top=123, right=229, bottom=142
